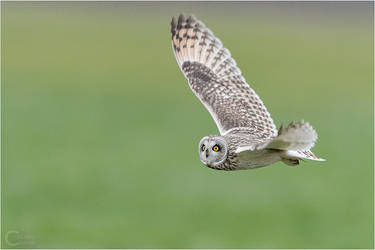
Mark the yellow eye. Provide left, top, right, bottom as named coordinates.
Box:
left=212, top=145, right=220, bottom=152
left=201, top=144, right=206, bottom=151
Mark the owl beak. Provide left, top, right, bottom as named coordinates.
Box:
left=205, top=150, right=209, bottom=158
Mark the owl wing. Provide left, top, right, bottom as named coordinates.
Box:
left=171, top=14, right=277, bottom=139
left=235, top=121, right=319, bottom=153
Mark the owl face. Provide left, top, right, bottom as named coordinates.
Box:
left=198, top=135, right=228, bottom=168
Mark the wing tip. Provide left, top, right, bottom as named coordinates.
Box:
left=171, top=16, right=177, bottom=34
left=171, top=13, right=197, bottom=27
left=177, top=14, right=185, bottom=28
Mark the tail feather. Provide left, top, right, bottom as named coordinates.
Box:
left=281, top=150, right=325, bottom=166
left=284, top=150, right=326, bottom=162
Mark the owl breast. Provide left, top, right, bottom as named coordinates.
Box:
left=206, top=152, right=238, bottom=171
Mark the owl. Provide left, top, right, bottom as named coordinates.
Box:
left=171, top=14, right=325, bottom=170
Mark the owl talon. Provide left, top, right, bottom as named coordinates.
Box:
left=281, top=158, right=300, bottom=166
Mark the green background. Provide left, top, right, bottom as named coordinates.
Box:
left=2, top=2, right=373, bottom=249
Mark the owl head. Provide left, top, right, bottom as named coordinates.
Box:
left=198, top=135, right=228, bottom=168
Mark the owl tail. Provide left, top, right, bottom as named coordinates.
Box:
left=259, top=121, right=326, bottom=164
left=281, top=150, right=325, bottom=166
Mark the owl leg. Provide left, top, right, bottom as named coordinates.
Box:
left=281, top=158, right=300, bottom=166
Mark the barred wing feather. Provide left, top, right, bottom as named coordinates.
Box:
left=171, top=14, right=277, bottom=139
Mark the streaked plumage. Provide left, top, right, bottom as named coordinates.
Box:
left=171, top=14, right=325, bottom=170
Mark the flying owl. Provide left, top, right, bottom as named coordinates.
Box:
left=170, top=14, right=325, bottom=170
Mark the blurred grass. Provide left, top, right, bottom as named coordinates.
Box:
left=1, top=2, right=374, bottom=249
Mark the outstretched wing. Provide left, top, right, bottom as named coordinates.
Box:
left=171, top=14, right=277, bottom=139
left=235, top=121, right=319, bottom=153
left=261, top=121, right=318, bottom=151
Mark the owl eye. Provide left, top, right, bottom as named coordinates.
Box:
left=201, top=144, right=206, bottom=151
left=212, top=145, right=221, bottom=152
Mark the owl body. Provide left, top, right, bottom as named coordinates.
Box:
left=200, top=134, right=282, bottom=171
left=171, top=14, right=325, bottom=170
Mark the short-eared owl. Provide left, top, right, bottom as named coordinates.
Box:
left=171, top=14, right=325, bottom=170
